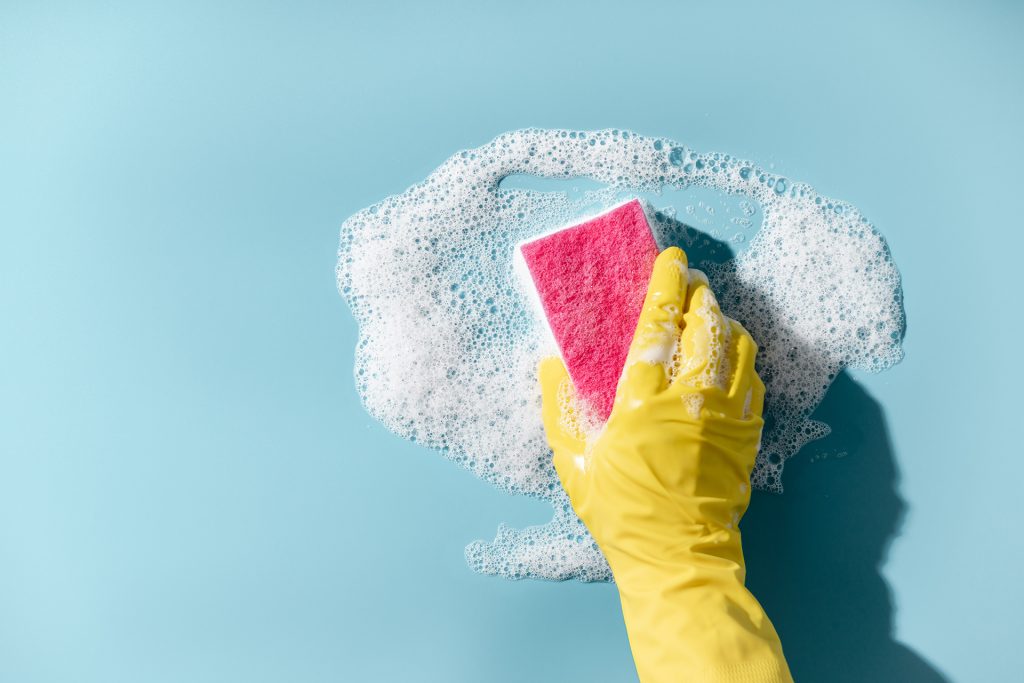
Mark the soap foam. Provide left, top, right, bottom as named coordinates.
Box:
left=336, top=128, right=904, bottom=581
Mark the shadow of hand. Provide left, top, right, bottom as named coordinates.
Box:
left=742, top=372, right=951, bottom=682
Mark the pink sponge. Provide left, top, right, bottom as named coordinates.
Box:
left=519, top=199, right=659, bottom=421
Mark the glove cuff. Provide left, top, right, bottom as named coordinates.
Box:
left=697, top=655, right=794, bottom=683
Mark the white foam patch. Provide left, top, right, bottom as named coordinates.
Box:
left=336, top=128, right=904, bottom=582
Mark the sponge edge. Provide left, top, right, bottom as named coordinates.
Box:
left=518, top=199, right=659, bottom=421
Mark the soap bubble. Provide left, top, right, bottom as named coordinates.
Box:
left=337, top=128, right=904, bottom=581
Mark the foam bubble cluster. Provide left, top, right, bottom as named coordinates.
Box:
left=336, top=128, right=904, bottom=581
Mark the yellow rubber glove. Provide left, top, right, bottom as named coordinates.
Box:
left=540, top=247, right=793, bottom=683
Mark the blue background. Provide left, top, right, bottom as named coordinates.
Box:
left=2, top=1, right=1021, bottom=681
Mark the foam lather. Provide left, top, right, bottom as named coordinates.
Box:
left=518, top=199, right=658, bottom=422
left=336, top=128, right=905, bottom=581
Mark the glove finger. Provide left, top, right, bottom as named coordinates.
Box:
left=670, top=269, right=729, bottom=390
left=620, top=247, right=689, bottom=402
left=727, top=318, right=765, bottom=419
left=750, top=367, right=766, bottom=421
left=538, top=356, right=586, bottom=497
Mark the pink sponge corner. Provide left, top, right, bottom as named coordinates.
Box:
left=519, top=199, right=659, bottom=421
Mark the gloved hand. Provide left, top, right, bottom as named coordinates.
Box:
left=539, top=247, right=793, bottom=683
